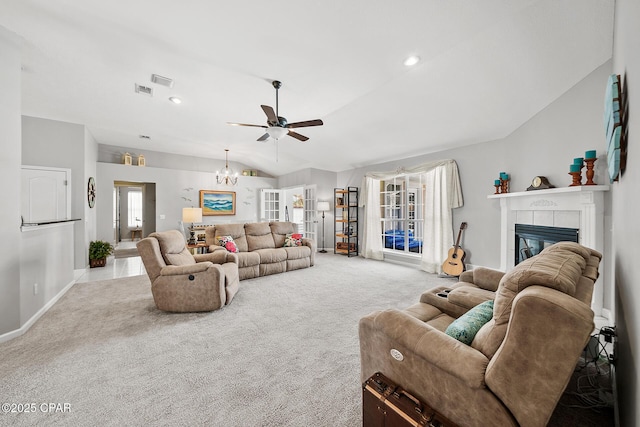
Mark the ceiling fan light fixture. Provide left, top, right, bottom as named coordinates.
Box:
left=267, top=126, right=289, bottom=140
left=403, top=55, right=421, bottom=67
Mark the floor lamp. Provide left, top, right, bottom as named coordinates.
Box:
left=317, top=201, right=330, bottom=253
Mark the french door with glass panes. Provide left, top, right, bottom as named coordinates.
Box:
left=260, top=186, right=317, bottom=239
left=260, top=189, right=282, bottom=222
left=380, top=177, right=424, bottom=255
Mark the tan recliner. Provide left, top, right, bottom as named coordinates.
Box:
left=359, top=242, right=602, bottom=427
left=137, top=230, right=240, bottom=312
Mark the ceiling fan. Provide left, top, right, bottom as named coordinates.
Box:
left=228, top=80, right=323, bottom=142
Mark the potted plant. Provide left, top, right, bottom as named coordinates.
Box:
left=89, top=240, right=114, bottom=268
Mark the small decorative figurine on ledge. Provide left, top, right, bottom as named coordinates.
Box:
left=493, top=172, right=510, bottom=194
left=569, top=158, right=584, bottom=187
left=568, top=150, right=597, bottom=186
left=584, top=150, right=597, bottom=185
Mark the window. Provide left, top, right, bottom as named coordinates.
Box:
left=380, top=176, right=424, bottom=254
left=127, top=188, right=142, bottom=228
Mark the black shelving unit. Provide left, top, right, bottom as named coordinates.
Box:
left=334, top=187, right=358, bottom=257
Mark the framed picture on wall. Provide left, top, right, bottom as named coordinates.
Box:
left=200, top=190, right=236, bottom=216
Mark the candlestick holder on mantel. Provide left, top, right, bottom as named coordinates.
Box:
left=569, top=171, right=583, bottom=186
left=584, top=157, right=597, bottom=185
left=500, top=178, right=510, bottom=194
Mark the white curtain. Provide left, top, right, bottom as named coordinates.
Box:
left=361, top=159, right=463, bottom=273
left=360, top=177, right=383, bottom=259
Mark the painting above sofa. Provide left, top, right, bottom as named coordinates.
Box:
left=200, top=190, right=236, bottom=216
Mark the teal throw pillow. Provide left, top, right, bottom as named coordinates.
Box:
left=445, top=300, right=494, bottom=345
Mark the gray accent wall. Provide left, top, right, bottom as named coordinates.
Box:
left=0, top=28, right=22, bottom=335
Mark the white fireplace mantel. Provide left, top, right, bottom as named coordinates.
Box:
left=488, top=185, right=609, bottom=318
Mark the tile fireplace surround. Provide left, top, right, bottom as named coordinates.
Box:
left=488, top=185, right=610, bottom=324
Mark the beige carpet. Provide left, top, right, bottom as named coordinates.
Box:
left=0, top=255, right=456, bottom=426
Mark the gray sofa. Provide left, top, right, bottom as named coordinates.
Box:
left=205, top=221, right=315, bottom=280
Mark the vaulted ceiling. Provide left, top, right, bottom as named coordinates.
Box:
left=1, top=0, right=614, bottom=176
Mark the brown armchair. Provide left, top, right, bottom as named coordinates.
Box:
left=136, top=230, right=239, bottom=312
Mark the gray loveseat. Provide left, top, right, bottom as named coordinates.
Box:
left=205, top=221, right=315, bottom=280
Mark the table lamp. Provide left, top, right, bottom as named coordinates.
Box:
left=182, top=207, right=203, bottom=245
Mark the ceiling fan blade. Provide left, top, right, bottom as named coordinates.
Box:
left=257, top=133, right=270, bottom=142
left=286, top=119, right=323, bottom=129
left=287, top=130, right=309, bottom=142
left=261, top=105, right=277, bottom=124
left=227, top=122, right=267, bottom=128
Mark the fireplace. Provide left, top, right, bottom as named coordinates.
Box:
left=488, top=185, right=609, bottom=321
left=514, top=224, right=579, bottom=265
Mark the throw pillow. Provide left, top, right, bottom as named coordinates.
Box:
left=283, top=233, right=303, bottom=247
left=216, top=235, right=238, bottom=253
left=445, top=300, right=494, bottom=345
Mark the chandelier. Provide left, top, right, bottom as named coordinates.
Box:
left=216, top=149, right=238, bottom=186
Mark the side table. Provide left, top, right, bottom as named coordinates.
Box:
left=187, top=243, right=208, bottom=255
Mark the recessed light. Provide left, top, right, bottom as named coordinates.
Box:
left=169, top=96, right=182, bottom=104
left=403, top=55, right=421, bottom=67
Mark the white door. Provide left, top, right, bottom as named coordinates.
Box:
left=303, top=185, right=317, bottom=240
left=21, top=166, right=70, bottom=222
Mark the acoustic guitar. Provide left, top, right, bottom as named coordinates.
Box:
left=442, top=222, right=467, bottom=276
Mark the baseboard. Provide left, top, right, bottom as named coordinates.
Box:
left=0, top=278, right=77, bottom=344
left=601, top=308, right=614, bottom=325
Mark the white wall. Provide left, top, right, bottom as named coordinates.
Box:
left=96, top=162, right=277, bottom=244
left=84, top=128, right=98, bottom=264
left=611, top=0, right=639, bottom=425
left=0, top=27, right=22, bottom=335
left=20, top=223, right=75, bottom=325
left=21, top=116, right=98, bottom=269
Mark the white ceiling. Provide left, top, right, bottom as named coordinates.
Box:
left=1, top=0, right=614, bottom=176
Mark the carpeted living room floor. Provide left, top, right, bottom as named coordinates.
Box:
left=0, top=254, right=615, bottom=426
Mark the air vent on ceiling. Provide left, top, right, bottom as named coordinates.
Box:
left=151, top=74, right=174, bottom=88
left=135, top=84, right=153, bottom=96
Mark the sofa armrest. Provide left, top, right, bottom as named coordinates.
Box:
left=194, top=250, right=230, bottom=264
left=459, top=267, right=505, bottom=292
left=485, top=286, right=595, bottom=427
left=301, top=238, right=315, bottom=251
left=361, top=309, right=490, bottom=389
left=160, top=262, right=213, bottom=276
left=302, top=238, right=316, bottom=266
left=224, top=252, right=239, bottom=264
